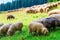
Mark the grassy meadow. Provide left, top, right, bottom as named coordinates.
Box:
left=0, top=6, right=60, bottom=40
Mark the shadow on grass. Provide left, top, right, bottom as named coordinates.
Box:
left=0, top=34, right=8, bottom=39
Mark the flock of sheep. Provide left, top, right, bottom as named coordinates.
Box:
left=26, top=1, right=60, bottom=13
left=29, top=14, right=60, bottom=35
left=0, top=1, right=60, bottom=36
left=27, top=1, right=60, bottom=35
left=1, top=14, right=60, bottom=36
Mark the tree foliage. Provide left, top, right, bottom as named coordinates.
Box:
left=0, top=0, right=59, bottom=11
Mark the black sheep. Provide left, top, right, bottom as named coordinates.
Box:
left=7, top=14, right=15, bottom=20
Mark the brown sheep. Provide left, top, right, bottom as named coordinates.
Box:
left=29, top=22, right=48, bottom=35
left=0, top=23, right=12, bottom=35
left=48, top=10, right=60, bottom=16
left=7, top=14, right=15, bottom=20
left=7, top=22, right=23, bottom=36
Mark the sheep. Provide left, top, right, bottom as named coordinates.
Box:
left=45, top=8, right=49, bottom=13
left=42, top=7, right=49, bottom=13
left=7, top=22, right=23, bottom=36
left=14, top=22, right=23, bottom=31
left=29, top=22, right=48, bottom=35
left=0, top=23, right=12, bottom=35
left=56, top=1, right=60, bottom=5
left=39, top=7, right=43, bottom=13
left=46, top=5, right=53, bottom=9
left=49, top=14, right=60, bottom=20
left=52, top=3, right=57, bottom=7
left=48, top=10, right=60, bottom=16
left=7, top=14, right=15, bottom=20
left=49, top=14, right=60, bottom=26
left=7, top=24, right=16, bottom=36
left=25, top=7, right=31, bottom=13
left=26, top=7, right=36, bottom=13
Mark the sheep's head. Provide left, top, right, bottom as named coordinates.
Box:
left=41, top=28, right=49, bottom=35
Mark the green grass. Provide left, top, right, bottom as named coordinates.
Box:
left=0, top=6, right=60, bottom=40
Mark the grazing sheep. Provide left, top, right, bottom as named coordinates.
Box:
left=41, top=7, right=46, bottom=13
left=7, top=14, right=15, bottom=20
left=39, top=7, right=43, bottom=13
left=29, top=22, right=48, bottom=35
left=7, top=22, right=23, bottom=36
left=0, top=23, right=12, bottom=35
left=45, top=8, right=49, bottom=13
left=26, top=8, right=34, bottom=13
left=7, top=24, right=16, bottom=36
left=14, top=22, right=23, bottom=31
left=52, top=3, right=57, bottom=7
left=36, top=7, right=41, bottom=13
left=56, top=1, right=60, bottom=5
left=49, top=14, right=60, bottom=20
left=48, top=10, right=60, bottom=16
left=26, top=7, right=31, bottom=13
left=34, top=18, right=58, bottom=31
left=47, top=5, right=53, bottom=9
left=42, top=7, right=49, bottom=13
left=49, top=14, right=60, bottom=26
